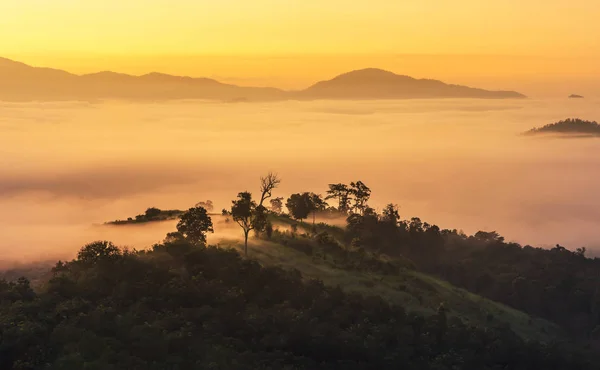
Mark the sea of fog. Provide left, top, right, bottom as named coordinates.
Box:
left=0, top=97, right=599, bottom=264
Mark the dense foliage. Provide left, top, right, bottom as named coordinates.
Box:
left=341, top=205, right=600, bottom=339
left=1, top=240, right=596, bottom=369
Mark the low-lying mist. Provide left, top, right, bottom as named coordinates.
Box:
left=1, top=97, right=600, bottom=266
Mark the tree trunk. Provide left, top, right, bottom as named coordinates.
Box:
left=244, top=231, right=249, bottom=256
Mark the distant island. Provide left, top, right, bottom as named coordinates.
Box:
left=0, top=57, right=526, bottom=101
left=525, top=118, right=600, bottom=137
left=569, top=94, right=584, bottom=99
left=106, top=207, right=184, bottom=225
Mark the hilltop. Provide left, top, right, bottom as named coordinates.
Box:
left=297, top=68, right=526, bottom=100
left=0, top=57, right=526, bottom=101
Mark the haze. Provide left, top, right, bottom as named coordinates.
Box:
left=1, top=98, right=599, bottom=263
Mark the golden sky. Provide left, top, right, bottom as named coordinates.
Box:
left=2, top=1, right=600, bottom=94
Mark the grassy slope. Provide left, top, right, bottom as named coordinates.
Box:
left=219, top=216, right=561, bottom=342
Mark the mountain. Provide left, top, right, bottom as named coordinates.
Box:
left=298, top=68, right=526, bottom=99
left=0, top=57, right=285, bottom=102
left=0, top=58, right=526, bottom=101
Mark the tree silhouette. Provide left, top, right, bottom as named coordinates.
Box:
left=269, top=197, right=284, bottom=214
left=144, top=207, right=162, bottom=220
left=195, top=200, right=214, bottom=212
left=176, top=206, right=214, bottom=245
left=259, top=172, right=281, bottom=207
left=231, top=192, right=258, bottom=256
left=309, top=193, right=327, bottom=225
left=350, top=181, right=371, bottom=214
left=286, top=193, right=312, bottom=222
left=325, top=183, right=352, bottom=214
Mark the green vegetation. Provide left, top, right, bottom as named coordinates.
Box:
left=525, top=118, right=600, bottom=136
left=1, top=239, right=594, bottom=369
left=3, top=173, right=600, bottom=368
left=218, top=230, right=560, bottom=342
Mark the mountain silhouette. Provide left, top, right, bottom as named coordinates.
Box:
left=298, top=68, right=526, bottom=99
left=0, top=58, right=525, bottom=102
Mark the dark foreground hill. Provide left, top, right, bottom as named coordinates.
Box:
left=0, top=57, right=525, bottom=102
left=1, top=238, right=595, bottom=370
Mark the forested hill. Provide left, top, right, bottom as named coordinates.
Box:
left=3, top=175, right=600, bottom=368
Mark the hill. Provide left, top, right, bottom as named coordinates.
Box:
left=296, top=68, right=526, bottom=100
left=0, top=58, right=526, bottom=101
left=0, top=57, right=285, bottom=102
left=1, top=237, right=593, bottom=369
left=525, top=118, right=600, bottom=137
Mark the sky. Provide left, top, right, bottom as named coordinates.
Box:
left=2, top=0, right=600, bottom=94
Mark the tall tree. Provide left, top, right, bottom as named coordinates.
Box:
left=309, top=193, right=327, bottom=225
left=176, top=206, right=214, bottom=245
left=259, top=172, right=281, bottom=207
left=325, top=183, right=352, bottom=214
left=231, top=192, right=256, bottom=256
left=231, top=173, right=281, bottom=256
left=350, top=181, right=371, bottom=215
left=380, top=203, right=400, bottom=226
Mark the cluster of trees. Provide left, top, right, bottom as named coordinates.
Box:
left=526, top=118, right=600, bottom=135
left=1, top=238, right=597, bottom=369
left=333, top=199, right=600, bottom=340
left=107, top=207, right=184, bottom=225
left=106, top=174, right=600, bottom=342
left=166, top=174, right=600, bottom=341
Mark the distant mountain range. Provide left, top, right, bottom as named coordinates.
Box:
left=0, top=57, right=526, bottom=102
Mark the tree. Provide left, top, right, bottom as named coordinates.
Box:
left=259, top=172, right=281, bottom=207
left=350, top=181, right=371, bottom=214
left=195, top=200, right=214, bottom=212
left=269, top=197, right=284, bottom=214
left=286, top=193, right=312, bottom=222
left=325, top=183, right=352, bottom=214
left=176, top=206, right=214, bottom=245
left=77, top=241, right=121, bottom=264
left=145, top=207, right=162, bottom=220
left=231, top=192, right=258, bottom=256
left=231, top=173, right=281, bottom=256
left=309, top=193, right=327, bottom=225
left=380, top=203, right=400, bottom=226
left=474, top=230, right=505, bottom=243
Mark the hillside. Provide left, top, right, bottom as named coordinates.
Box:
left=217, top=226, right=560, bottom=342
left=1, top=236, right=592, bottom=369
left=0, top=58, right=526, bottom=101
left=296, top=68, right=526, bottom=100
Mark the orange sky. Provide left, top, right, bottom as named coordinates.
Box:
left=2, top=1, right=600, bottom=95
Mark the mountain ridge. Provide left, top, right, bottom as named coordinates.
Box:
left=0, top=57, right=526, bottom=101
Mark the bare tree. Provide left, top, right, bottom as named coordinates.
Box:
left=259, top=172, right=281, bottom=207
